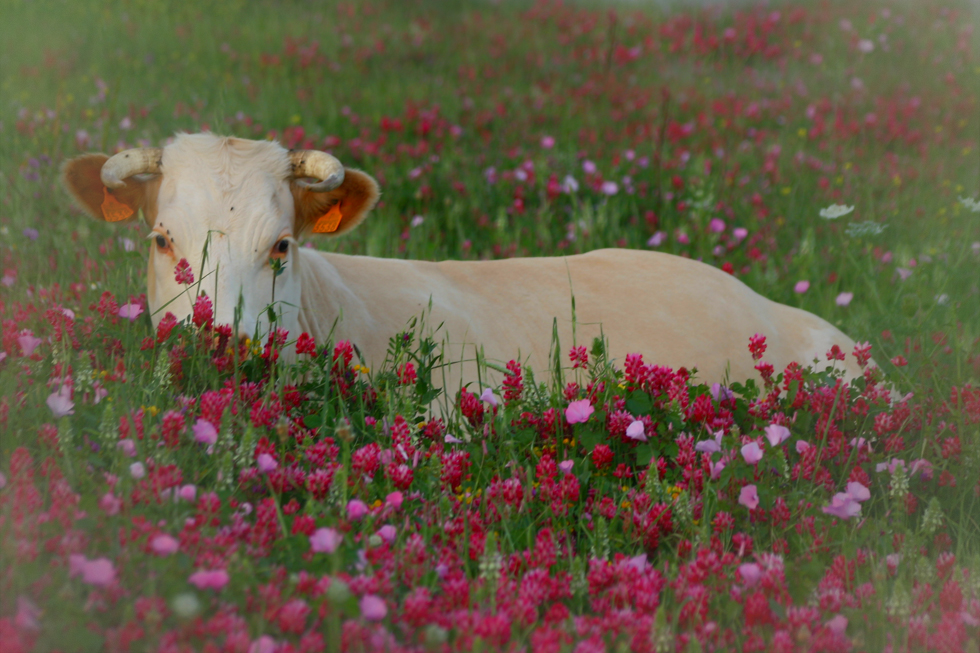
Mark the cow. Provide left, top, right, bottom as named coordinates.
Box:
left=62, top=133, right=865, bottom=403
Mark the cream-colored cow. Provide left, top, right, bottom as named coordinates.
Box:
left=63, top=133, right=863, bottom=398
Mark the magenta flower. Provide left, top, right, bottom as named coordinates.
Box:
left=151, top=534, right=180, bottom=556
left=625, top=420, right=646, bottom=442
left=696, top=431, right=724, bottom=454
left=827, top=615, right=848, bottom=635
left=347, top=499, right=368, bottom=521
left=256, top=453, right=278, bottom=473
left=193, top=419, right=218, bottom=445
left=565, top=399, right=594, bottom=424
left=18, top=333, right=42, bottom=357
left=710, top=383, right=734, bottom=402
left=81, top=558, right=116, bottom=587
left=836, top=292, right=854, bottom=307
left=600, top=181, right=619, bottom=195
left=117, top=303, right=143, bottom=322
left=796, top=440, right=810, bottom=454
left=559, top=459, right=574, bottom=475
left=248, top=636, right=277, bottom=653
left=708, top=218, right=726, bottom=233
left=764, top=424, right=791, bottom=447
left=117, top=439, right=136, bottom=457
left=540, top=135, right=555, bottom=149
left=129, top=462, right=145, bottom=479
left=710, top=460, right=726, bottom=480
left=310, top=527, right=343, bottom=553
left=444, top=434, right=462, bottom=444
left=479, top=388, right=499, bottom=407
left=794, top=280, right=810, bottom=294
left=822, top=493, right=861, bottom=519
left=845, top=481, right=870, bottom=502
left=188, top=569, right=229, bottom=590
left=739, top=484, right=760, bottom=510
left=174, top=258, right=194, bottom=285
left=385, top=491, right=404, bottom=509
left=733, top=227, right=748, bottom=241
left=177, top=485, right=197, bottom=502
left=46, top=385, right=74, bottom=418
left=99, top=493, right=121, bottom=516
left=647, top=231, right=666, bottom=247
left=360, top=594, right=387, bottom=621
left=741, top=442, right=764, bottom=464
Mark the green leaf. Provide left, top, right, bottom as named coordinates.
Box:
left=626, top=390, right=653, bottom=416
left=635, top=445, right=657, bottom=467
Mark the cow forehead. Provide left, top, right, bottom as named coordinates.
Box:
left=155, top=134, right=294, bottom=241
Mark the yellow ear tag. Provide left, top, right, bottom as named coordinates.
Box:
left=312, top=202, right=343, bottom=234
left=101, top=187, right=134, bottom=222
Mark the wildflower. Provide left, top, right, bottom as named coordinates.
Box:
left=540, top=135, right=555, bottom=149
left=846, top=221, right=887, bottom=238
left=733, top=227, right=748, bottom=241
left=710, top=383, right=734, bottom=402
left=360, top=594, right=387, bottom=621
left=626, top=420, right=646, bottom=441
left=81, top=558, right=116, bottom=586
left=174, top=259, right=194, bottom=285
left=177, top=485, right=197, bottom=502
left=130, top=462, right=145, bottom=479
left=794, top=280, right=810, bottom=293
left=819, top=204, right=855, bottom=220
left=386, top=491, right=403, bottom=509
left=561, top=175, right=579, bottom=193
left=857, top=39, right=874, bottom=53
left=739, top=563, right=762, bottom=586
left=249, top=636, right=277, bottom=653
left=695, top=431, right=723, bottom=454
left=741, top=442, right=764, bottom=464
left=99, top=493, right=121, bottom=515
left=117, top=439, right=136, bottom=457
left=193, top=419, right=218, bottom=446
left=822, top=493, right=861, bottom=519
left=46, top=385, right=74, bottom=418
left=151, top=534, right=180, bottom=556
left=565, top=399, right=594, bottom=424
left=600, top=181, right=618, bottom=195
left=256, top=453, right=278, bottom=473
left=377, top=525, right=397, bottom=544
left=18, top=333, right=42, bottom=357
left=479, top=388, right=499, bottom=407
left=445, top=434, right=462, bottom=444
left=836, top=292, right=854, bottom=306
left=410, top=215, right=424, bottom=228
left=559, top=460, right=574, bottom=475
left=739, top=484, right=760, bottom=510
left=582, top=160, right=597, bottom=175
left=347, top=499, right=368, bottom=520
left=117, top=303, right=143, bottom=321
left=764, top=424, right=791, bottom=447
left=796, top=440, right=810, bottom=454
left=310, top=527, right=343, bottom=553
left=188, top=569, right=229, bottom=590
left=709, top=218, right=726, bottom=233
left=646, top=231, right=666, bottom=247
left=827, top=615, right=848, bottom=635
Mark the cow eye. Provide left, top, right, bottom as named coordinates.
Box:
left=276, top=239, right=289, bottom=254
left=155, top=235, right=168, bottom=249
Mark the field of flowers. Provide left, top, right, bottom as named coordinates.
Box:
left=2, top=0, right=980, bottom=651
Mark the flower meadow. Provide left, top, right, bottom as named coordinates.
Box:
left=2, top=0, right=980, bottom=651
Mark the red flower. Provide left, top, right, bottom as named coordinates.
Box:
left=174, top=258, right=194, bottom=285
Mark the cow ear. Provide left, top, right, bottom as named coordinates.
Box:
left=292, top=168, right=380, bottom=238
left=61, top=154, right=159, bottom=225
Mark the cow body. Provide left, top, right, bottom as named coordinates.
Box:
left=62, top=133, right=863, bottom=400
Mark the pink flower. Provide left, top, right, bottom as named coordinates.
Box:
left=565, top=399, right=594, bottom=424
left=625, top=420, right=646, bottom=441
left=129, top=462, right=146, bottom=479
left=696, top=431, right=724, bottom=454
left=741, top=442, right=764, bottom=464
left=764, top=424, right=790, bottom=447
left=178, top=485, right=197, bottom=502
left=822, top=493, right=861, bottom=519
left=385, top=491, right=404, bottom=509
left=256, top=453, right=278, bottom=473
left=845, top=482, right=870, bottom=502
left=540, top=135, right=555, bottom=149
left=46, top=385, right=74, bottom=418
left=794, top=280, right=810, bottom=294
left=117, top=303, right=143, bottom=322
left=188, top=569, right=229, bottom=590
left=796, top=440, right=810, bottom=454
left=739, top=563, right=762, bottom=587
left=69, top=554, right=88, bottom=578
left=836, top=292, right=854, bottom=307
left=82, top=558, right=116, bottom=586
left=99, top=493, right=121, bottom=515
left=377, top=525, right=397, bottom=544
left=710, top=460, right=726, bottom=480
left=739, top=484, right=760, bottom=510
left=18, top=334, right=42, bottom=357
left=647, top=231, right=666, bottom=247
left=479, top=388, right=499, bottom=407
left=347, top=499, right=368, bottom=521
left=174, top=258, right=194, bottom=285
left=193, top=419, right=218, bottom=445
left=445, top=434, right=462, bottom=444
left=558, top=460, right=574, bottom=475
left=733, top=227, right=748, bottom=241
left=117, top=439, right=136, bottom=457
left=310, top=528, right=343, bottom=553
left=582, top=160, right=597, bottom=175
left=601, top=181, right=619, bottom=195
left=360, top=594, right=387, bottom=621
left=151, top=534, right=180, bottom=556
left=248, top=636, right=277, bottom=653
left=708, top=218, right=726, bottom=233
left=826, top=615, right=848, bottom=635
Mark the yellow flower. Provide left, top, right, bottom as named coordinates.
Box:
left=147, top=405, right=160, bottom=417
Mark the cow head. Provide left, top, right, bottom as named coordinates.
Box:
left=62, top=133, right=379, bottom=345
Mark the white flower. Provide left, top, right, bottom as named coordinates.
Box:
left=958, top=196, right=980, bottom=213
left=845, top=221, right=887, bottom=238
left=819, top=204, right=855, bottom=220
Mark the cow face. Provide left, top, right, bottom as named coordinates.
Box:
left=62, top=133, right=379, bottom=345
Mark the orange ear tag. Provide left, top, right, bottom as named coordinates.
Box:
left=312, top=203, right=343, bottom=234
left=101, top=187, right=134, bottom=222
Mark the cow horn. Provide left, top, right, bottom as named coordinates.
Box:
left=100, top=148, right=163, bottom=188
left=289, top=150, right=345, bottom=192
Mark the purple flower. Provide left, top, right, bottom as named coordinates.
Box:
left=741, top=442, right=764, bottom=465
left=360, top=594, right=387, bottom=621
left=695, top=431, right=724, bottom=454
left=151, top=534, right=180, bottom=556
left=178, top=485, right=197, bottom=502
left=18, top=334, right=42, bottom=357
left=118, top=303, right=144, bottom=322
left=625, top=420, right=646, bottom=441
left=836, top=292, right=854, bottom=307
left=822, top=493, right=861, bottom=519
left=117, top=439, right=136, bottom=457
left=764, top=424, right=791, bottom=447
left=46, top=386, right=74, bottom=418
left=565, top=399, right=594, bottom=424
left=794, top=280, right=810, bottom=294
left=600, top=181, right=619, bottom=195
left=130, top=462, right=145, bottom=479
left=708, top=218, right=726, bottom=233
left=377, top=525, right=397, bottom=544
left=739, top=563, right=762, bottom=586
left=710, top=460, right=726, bottom=480
left=845, top=481, right=870, bottom=502
left=256, top=453, right=278, bottom=473
left=479, top=388, right=499, bottom=407
left=188, top=569, right=229, bottom=590
left=738, top=484, right=759, bottom=510
left=582, top=160, right=597, bottom=175
left=22, top=228, right=39, bottom=241
left=81, top=558, right=116, bottom=587
left=193, top=419, right=218, bottom=446
left=558, top=459, right=574, bottom=475
left=733, top=227, right=748, bottom=241
left=646, top=231, right=667, bottom=247
left=310, top=527, right=343, bottom=553
left=540, top=135, right=555, bottom=149
left=710, top=383, right=733, bottom=402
